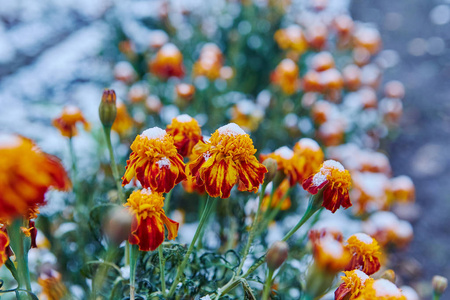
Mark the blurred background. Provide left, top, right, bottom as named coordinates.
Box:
left=0, top=0, right=449, bottom=296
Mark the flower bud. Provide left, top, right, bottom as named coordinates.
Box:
left=432, top=275, right=448, bottom=295
left=263, top=158, right=278, bottom=185
left=380, top=269, right=396, bottom=283
left=99, top=89, right=117, bottom=128
left=103, top=206, right=132, bottom=245
left=266, top=241, right=289, bottom=271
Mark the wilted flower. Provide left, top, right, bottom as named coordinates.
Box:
left=271, top=58, right=299, bottom=95
left=303, top=160, right=352, bottom=213
left=335, top=270, right=374, bottom=300
left=122, top=127, right=186, bottom=193
left=52, top=106, right=90, bottom=138
left=0, top=230, right=9, bottom=267
left=125, top=189, right=178, bottom=251
left=274, top=25, right=308, bottom=54
left=187, top=123, right=267, bottom=198
left=355, top=279, right=406, bottom=300
left=149, top=43, right=185, bottom=80
left=345, top=233, right=381, bottom=275
left=166, top=114, right=203, bottom=157
left=0, top=134, right=71, bottom=221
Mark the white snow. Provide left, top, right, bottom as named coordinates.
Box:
left=354, top=233, right=374, bottom=244
left=323, top=159, right=345, bottom=171
left=217, top=123, right=246, bottom=136
left=353, top=269, right=370, bottom=283
left=321, top=237, right=344, bottom=258
left=373, top=279, right=402, bottom=297
left=160, top=43, right=180, bottom=56
left=0, top=133, right=21, bottom=149
left=175, top=114, right=193, bottom=123
left=140, top=188, right=153, bottom=195
left=296, top=138, right=320, bottom=151
left=64, top=105, right=81, bottom=115
left=275, top=146, right=294, bottom=160
left=141, top=127, right=166, bottom=140
left=156, top=157, right=171, bottom=168
left=279, top=58, right=297, bottom=72
left=394, top=221, right=413, bottom=239
left=203, top=152, right=211, bottom=161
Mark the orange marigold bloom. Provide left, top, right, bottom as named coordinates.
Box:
left=187, top=123, right=267, bottom=198
left=293, top=138, right=324, bottom=180
left=125, top=189, right=179, bottom=251
left=261, top=146, right=303, bottom=187
left=112, top=101, right=134, bottom=137
left=271, top=58, right=299, bottom=95
left=355, top=279, right=406, bottom=300
left=345, top=233, right=381, bottom=275
left=311, top=232, right=351, bottom=272
left=0, top=230, right=9, bottom=267
left=261, top=179, right=291, bottom=211
left=335, top=270, right=374, bottom=300
left=302, top=160, right=352, bottom=213
left=149, top=43, right=185, bottom=80
left=230, top=100, right=264, bottom=132
left=122, top=127, right=186, bottom=193
left=175, top=83, right=196, bottom=102
left=166, top=114, right=203, bottom=157
left=192, top=43, right=223, bottom=80
left=390, top=176, right=415, bottom=203
left=0, top=134, right=71, bottom=221
left=38, top=269, right=68, bottom=300
left=274, top=25, right=308, bottom=54
left=52, top=106, right=90, bottom=138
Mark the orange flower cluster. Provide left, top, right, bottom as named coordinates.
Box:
left=0, top=134, right=71, bottom=221
left=187, top=123, right=267, bottom=198
left=125, top=189, right=178, bottom=251
left=192, top=43, right=224, bottom=80
left=52, top=106, right=90, bottom=138
left=149, top=43, right=185, bottom=80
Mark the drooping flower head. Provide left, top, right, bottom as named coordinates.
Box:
left=187, top=123, right=268, bottom=198
left=0, top=134, right=71, bottom=221
left=335, top=270, right=374, bottom=300
left=52, top=106, right=90, bottom=138
left=345, top=233, right=381, bottom=275
left=355, top=279, right=406, bottom=300
left=149, top=43, right=185, bottom=80
left=125, top=189, right=179, bottom=251
left=261, top=146, right=303, bottom=187
left=122, top=127, right=187, bottom=193
left=271, top=58, right=299, bottom=95
left=0, top=230, right=9, bottom=267
left=166, top=115, right=203, bottom=157
left=302, top=160, right=352, bottom=213
left=293, top=138, right=324, bottom=180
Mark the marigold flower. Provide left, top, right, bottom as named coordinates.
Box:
left=303, top=70, right=323, bottom=93
left=125, top=189, right=179, bottom=251
left=114, top=61, right=136, bottom=84
left=187, top=123, right=267, bottom=198
left=149, top=43, right=185, bottom=80
left=0, top=134, right=71, bottom=221
left=271, top=58, right=299, bottom=95
left=355, top=279, right=406, bottom=300
left=38, top=269, right=68, bottom=300
left=384, top=80, right=405, bottom=99
left=193, top=43, right=224, bottom=80
left=317, top=120, right=346, bottom=147
left=306, top=22, right=328, bottom=50
left=342, top=64, right=362, bottom=91
left=230, top=100, right=264, bottom=132
left=302, top=160, right=352, bottom=213
left=311, top=233, right=351, bottom=272
left=175, top=83, right=195, bottom=102
left=166, top=114, right=203, bottom=157
left=0, top=230, right=9, bottom=267
left=311, top=51, right=335, bottom=72
left=52, top=106, right=90, bottom=138
left=122, top=127, right=187, bottom=193
left=350, top=172, right=391, bottom=215
left=274, top=25, right=308, bottom=54
left=345, top=233, right=381, bottom=275
left=128, top=83, right=149, bottom=104
left=112, top=101, right=134, bottom=137
left=390, top=175, right=415, bottom=203
left=261, top=146, right=304, bottom=187
left=293, top=138, right=324, bottom=180
left=335, top=270, right=374, bottom=300
left=261, top=180, right=291, bottom=211
left=353, top=27, right=382, bottom=55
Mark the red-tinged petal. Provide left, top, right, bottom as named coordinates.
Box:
left=129, top=216, right=165, bottom=251
left=302, top=175, right=328, bottom=194
left=201, top=159, right=238, bottom=198
left=236, top=159, right=267, bottom=193
left=334, top=283, right=352, bottom=300
left=160, top=214, right=179, bottom=240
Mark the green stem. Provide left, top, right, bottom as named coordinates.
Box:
left=164, top=189, right=173, bottom=212
left=168, top=196, right=215, bottom=297
left=92, top=246, right=118, bottom=299
left=158, top=245, right=166, bottom=296
left=282, top=195, right=321, bottom=242
left=433, top=293, right=441, bottom=300
left=102, top=126, right=125, bottom=203
left=129, top=244, right=139, bottom=300
left=69, top=137, right=78, bottom=194
left=262, top=269, right=275, bottom=300
left=236, top=183, right=267, bottom=275
left=8, top=219, right=32, bottom=300
left=4, top=257, right=20, bottom=284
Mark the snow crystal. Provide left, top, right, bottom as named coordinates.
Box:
left=203, top=152, right=211, bottom=161
left=275, top=146, right=294, bottom=160
left=141, top=127, right=166, bottom=140
left=312, top=171, right=329, bottom=187
left=354, top=233, right=373, bottom=244
left=157, top=157, right=171, bottom=168
left=141, top=188, right=153, bottom=195
left=0, top=133, right=21, bottom=148
left=373, top=279, right=402, bottom=297
left=353, top=270, right=370, bottom=283
left=321, top=237, right=344, bottom=258
left=297, top=138, right=320, bottom=151
left=175, top=114, right=193, bottom=123
left=217, top=123, right=246, bottom=136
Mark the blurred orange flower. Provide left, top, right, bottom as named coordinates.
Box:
left=274, top=25, right=308, bottom=54
left=0, top=134, right=71, bottom=221
left=125, top=189, right=178, bottom=251
left=293, top=138, right=324, bottom=180
left=310, top=230, right=351, bottom=272
left=271, top=58, right=299, bottom=95
left=345, top=233, right=381, bottom=275
left=122, top=127, right=186, bottom=193
left=166, top=115, right=203, bottom=157
left=38, top=269, right=68, bottom=300
left=149, top=43, right=185, bottom=80
left=112, top=101, right=134, bottom=137
left=261, top=179, right=291, bottom=211
left=260, top=146, right=303, bottom=187
left=52, top=106, right=90, bottom=138
left=193, top=43, right=224, bottom=80
left=302, top=160, right=352, bottom=213
left=187, top=123, right=267, bottom=198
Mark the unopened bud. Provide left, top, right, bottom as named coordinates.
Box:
left=380, top=269, right=396, bottom=283
left=266, top=241, right=289, bottom=271
left=99, top=89, right=117, bottom=128
left=432, top=275, right=448, bottom=295
left=263, top=158, right=278, bottom=185
left=103, top=206, right=132, bottom=245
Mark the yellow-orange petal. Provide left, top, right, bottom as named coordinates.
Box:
left=345, top=233, right=381, bottom=275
